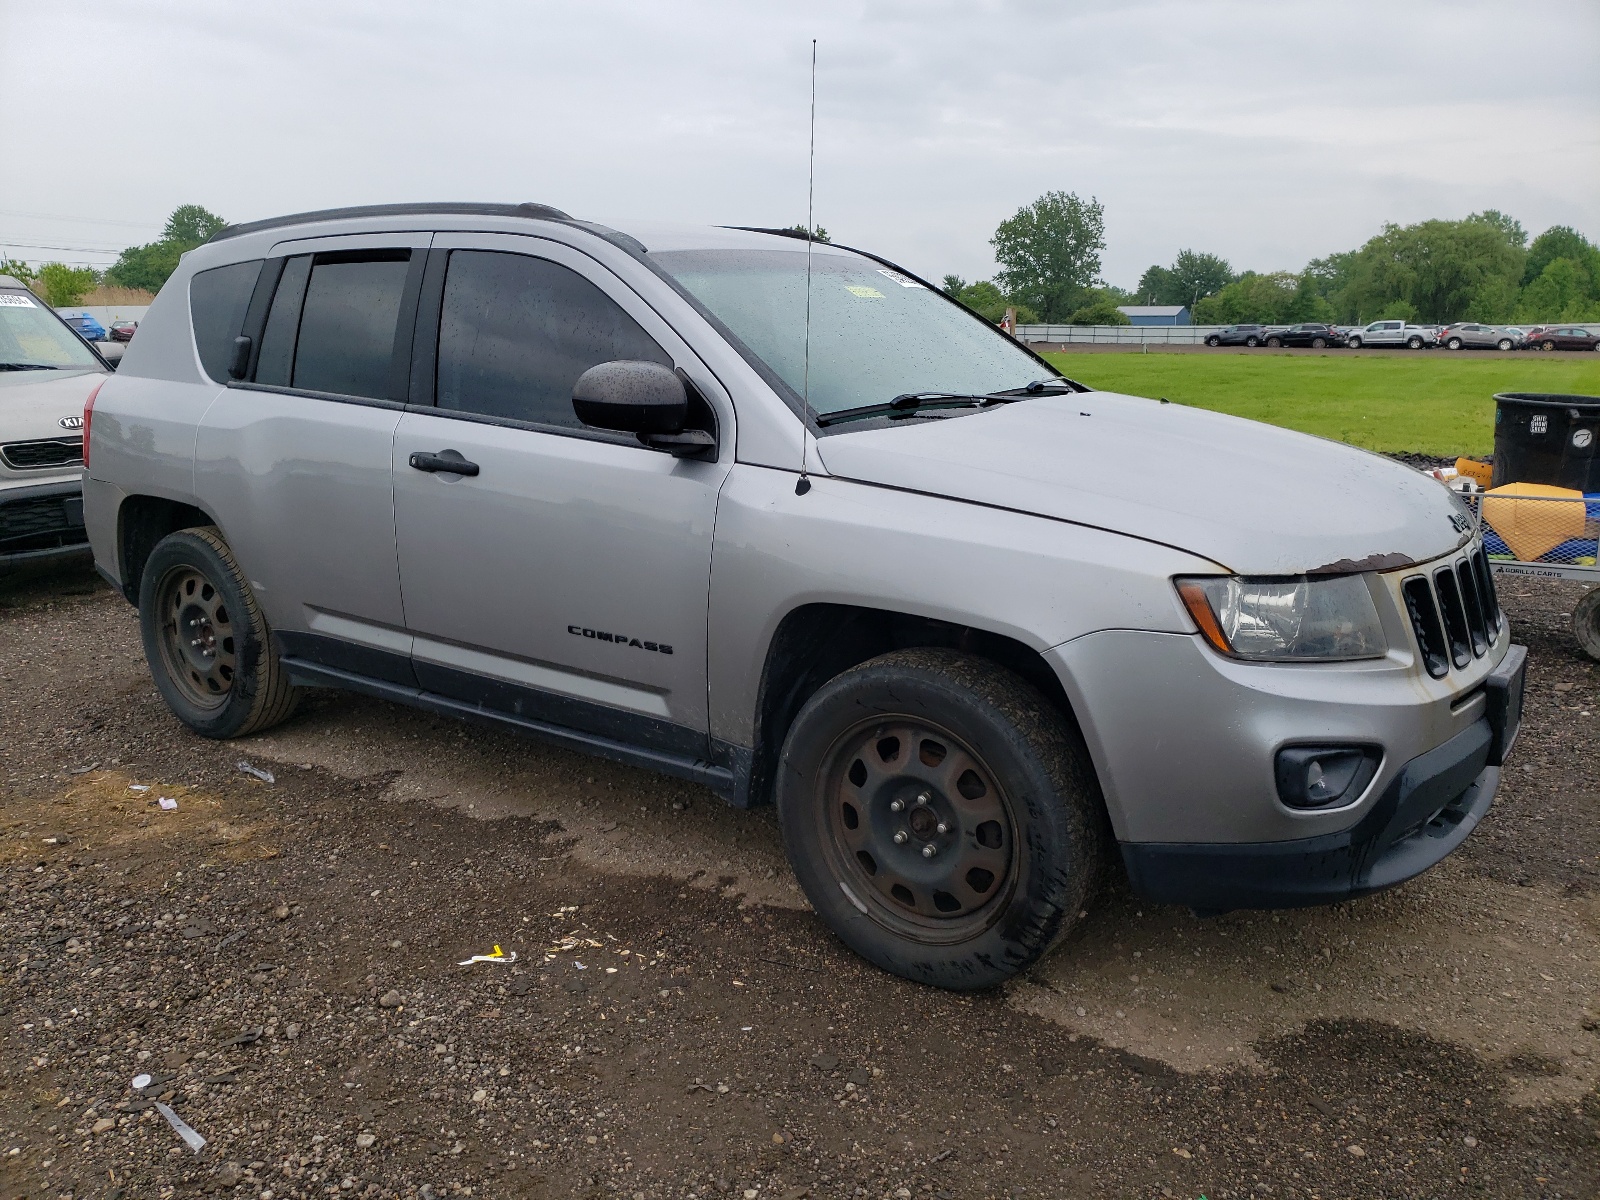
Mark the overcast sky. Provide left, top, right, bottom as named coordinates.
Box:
left=3, top=0, right=1597, bottom=290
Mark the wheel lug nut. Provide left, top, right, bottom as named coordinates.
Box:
left=936, top=821, right=949, bottom=834
left=889, top=798, right=904, bottom=813
left=892, top=830, right=908, bottom=845
left=915, top=791, right=931, bottom=806
left=921, top=844, right=937, bottom=858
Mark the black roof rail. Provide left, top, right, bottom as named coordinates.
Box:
left=208, top=202, right=572, bottom=244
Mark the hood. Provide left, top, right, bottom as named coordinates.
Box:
left=0, top=368, right=103, bottom=482
left=815, top=391, right=1469, bottom=575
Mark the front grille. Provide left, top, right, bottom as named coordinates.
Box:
left=2, top=438, right=84, bottom=470
left=0, top=493, right=87, bottom=554
left=1403, top=546, right=1498, bottom=679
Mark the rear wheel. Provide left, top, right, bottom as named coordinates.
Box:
left=1407, top=336, right=1424, bottom=349
left=138, top=526, right=300, bottom=738
left=1310, top=337, right=1327, bottom=349
left=776, top=649, right=1105, bottom=990
left=1575, top=589, right=1600, bottom=662
left=1244, top=336, right=1260, bottom=347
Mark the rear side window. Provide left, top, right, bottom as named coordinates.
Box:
left=293, top=251, right=411, bottom=397
left=435, top=250, right=669, bottom=429
left=189, top=260, right=262, bottom=382
left=252, top=250, right=412, bottom=398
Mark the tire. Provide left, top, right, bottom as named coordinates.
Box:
left=1245, top=337, right=1259, bottom=347
left=1575, top=589, right=1600, bottom=662
left=776, top=648, right=1106, bottom=990
left=1497, top=339, right=1513, bottom=351
left=1407, top=336, right=1424, bottom=349
left=1205, top=336, right=1220, bottom=347
left=1447, top=338, right=1463, bottom=350
left=138, top=526, right=300, bottom=738
left=1311, top=337, right=1327, bottom=349
left=1542, top=340, right=1555, bottom=351
left=1348, top=336, right=1362, bottom=348
left=1266, top=337, right=1282, bottom=348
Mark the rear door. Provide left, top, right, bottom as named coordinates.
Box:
left=390, top=233, right=734, bottom=757
left=194, top=232, right=429, bottom=679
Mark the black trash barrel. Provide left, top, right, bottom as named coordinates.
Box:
left=1491, top=393, right=1600, bottom=491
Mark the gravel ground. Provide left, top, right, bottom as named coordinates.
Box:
left=1, top=567, right=1596, bottom=1200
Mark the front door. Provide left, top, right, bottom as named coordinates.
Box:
left=391, top=234, right=733, bottom=757
left=194, top=232, right=429, bottom=677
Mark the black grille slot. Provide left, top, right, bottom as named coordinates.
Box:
left=1433, top=567, right=1472, bottom=669
left=0, top=494, right=86, bottom=554
left=1471, top=548, right=1500, bottom=634
left=1, top=438, right=84, bottom=470
left=1402, top=576, right=1449, bottom=678
left=1455, top=561, right=1489, bottom=658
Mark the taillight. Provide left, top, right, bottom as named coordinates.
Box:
left=83, top=379, right=104, bottom=471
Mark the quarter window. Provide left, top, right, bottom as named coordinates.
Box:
left=189, top=259, right=262, bottom=382
left=434, top=250, right=669, bottom=429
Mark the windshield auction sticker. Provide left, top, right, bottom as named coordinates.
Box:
left=0, top=293, right=39, bottom=307
left=876, top=268, right=923, bottom=289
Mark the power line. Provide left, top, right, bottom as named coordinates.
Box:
left=0, top=207, right=161, bottom=229
left=0, top=239, right=128, bottom=254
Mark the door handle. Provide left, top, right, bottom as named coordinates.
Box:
left=408, top=450, right=480, bottom=477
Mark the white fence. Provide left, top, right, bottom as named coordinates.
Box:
left=1016, top=324, right=1225, bottom=345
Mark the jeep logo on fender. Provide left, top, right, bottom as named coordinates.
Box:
left=568, top=625, right=672, bottom=654
left=59, top=415, right=84, bottom=429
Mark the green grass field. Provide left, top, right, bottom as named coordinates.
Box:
left=1039, top=351, right=1600, bottom=457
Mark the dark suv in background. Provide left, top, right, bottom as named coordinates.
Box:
left=1263, top=324, right=1345, bottom=349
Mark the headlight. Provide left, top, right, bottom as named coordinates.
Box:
left=1175, top=575, right=1386, bottom=662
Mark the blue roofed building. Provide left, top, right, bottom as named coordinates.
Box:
left=1117, top=305, right=1191, bottom=326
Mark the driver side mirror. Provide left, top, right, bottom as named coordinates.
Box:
left=572, top=360, right=715, bottom=458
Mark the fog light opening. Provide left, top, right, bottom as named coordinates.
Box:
left=1275, top=745, right=1381, bottom=810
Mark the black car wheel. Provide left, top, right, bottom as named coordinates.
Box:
left=1245, top=336, right=1259, bottom=347
left=1574, top=589, right=1600, bottom=662
left=1266, top=336, right=1282, bottom=348
left=1310, top=337, right=1327, bottom=349
left=139, top=526, right=300, bottom=738
left=1205, top=336, right=1220, bottom=347
left=777, top=649, right=1106, bottom=990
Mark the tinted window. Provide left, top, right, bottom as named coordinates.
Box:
left=189, top=259, right=262, bottom=382
left=436, top=250, right=669, bottom=428
left=254, top=256, right=311, bottom=387
left=291, top=251, right=411, bottom=398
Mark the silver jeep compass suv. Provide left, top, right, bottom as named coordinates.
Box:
left=82, top=203, right=1525, bottom=989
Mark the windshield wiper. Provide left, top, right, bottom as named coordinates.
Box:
left=0, top=363, right=59, bottom=372
left=815, top=380, right=1083, bottom=427
left=815, top=392, right=987, bottom=427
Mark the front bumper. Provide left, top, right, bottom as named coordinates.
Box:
left=0, top=479, right=91, bottom=575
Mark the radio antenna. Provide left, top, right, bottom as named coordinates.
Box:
left=796, top=38, right=817, bottom=497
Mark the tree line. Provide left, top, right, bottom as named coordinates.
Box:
left=1, top=204, right=227, bottom=306
left=942, top=197, right=1600, bottom=327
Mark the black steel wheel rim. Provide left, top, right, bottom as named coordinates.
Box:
left=155, top=564, right=237, bottom=711
left=816, top=717, right=1017, bottom=943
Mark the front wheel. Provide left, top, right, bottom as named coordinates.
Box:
left=1447, top=337, right=1463, bottom=350
left=776, top=649, right=1105, bottom=990
left=1575, top=589, right=1600, bottom=661
left=138, top=526, right=301, bottom=738
left=1205, top=336, right=1220, bottom=347
left=1266, top=337, right=1283, bottom=348
left=1542, top=340, right=1556, bottom=351
left=1347, top=336, right=1362, bottom=348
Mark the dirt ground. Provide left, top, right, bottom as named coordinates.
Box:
left=1029, top=344, right=1536, bottom=359
left=1, top=567, right=1596, bottom=1200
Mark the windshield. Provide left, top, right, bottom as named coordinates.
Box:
left=651, top=247, right=1052, bottom=417
left=0, top=290, right=100, bottom=369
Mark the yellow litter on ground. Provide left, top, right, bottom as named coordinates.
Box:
left=1480, top=483, right=1587, bottom=562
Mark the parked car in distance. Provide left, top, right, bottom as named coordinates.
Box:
left=1529, top=325, right=1600, bottom=352
left=109, top=321, right=138, bottom=343
left=1440, top=323, right=1519, bottom=351
left=81, top=202, right=1526, bottom=990
left=1203, top=324, right=1266, bottom=347
left=1346, top=320, right=1436, bottom=349
left=60, top=313, right=107, bottom=342
left=1, top=275, right=109, bottom=577
left=1263, top=323, right=1345, bottom=349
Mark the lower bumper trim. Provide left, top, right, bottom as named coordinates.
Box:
left=1121, top=717, right=1499, bottom=913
